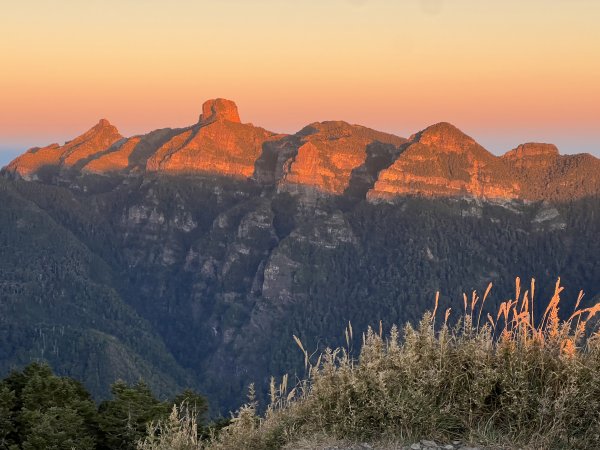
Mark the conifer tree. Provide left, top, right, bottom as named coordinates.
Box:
left=98, top=381, right=170, bottom=450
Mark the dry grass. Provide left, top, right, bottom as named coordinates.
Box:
left=149, top=278, right=600, bottom=450
left=137, top=403, right=200, bottom=450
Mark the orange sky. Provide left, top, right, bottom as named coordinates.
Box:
left=1, top=0, right=599, bottom=163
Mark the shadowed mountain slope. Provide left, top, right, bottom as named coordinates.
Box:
left=0, top=177, right=192, bottom=399
left=502, top=143, right=600, bottom=201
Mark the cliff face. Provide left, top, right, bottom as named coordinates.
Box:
left=144, top=99, right=282, bottom=178
left=503, top=143, right=559, bottom=169
left=4, top=170, right=600, bottom=413
left=3, top=101, right=600, bottom=413
left=4, top=100, right=600, bottom=202
left=367, top=123, right=520, bottom=201
left=502, top=143, right=600, bottom=201
left=83, top=137, right=142, bottom=174
left=277, top=121, right=406, bottom=195
left=199, top=98, right=241, bottom=124
left=146, top=119, right=280, bottom=178
left=5, top=119, right=123, bottom=180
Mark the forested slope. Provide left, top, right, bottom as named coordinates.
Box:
left=2, top=172, right=600, bottom=413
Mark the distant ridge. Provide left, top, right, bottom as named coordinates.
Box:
left=4, top=99, right=600, bottom=202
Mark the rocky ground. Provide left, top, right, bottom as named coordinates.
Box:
left=285, top=439, right=510, bottom=450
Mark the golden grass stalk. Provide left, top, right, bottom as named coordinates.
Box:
left=203, top=278, right=600, bottom=450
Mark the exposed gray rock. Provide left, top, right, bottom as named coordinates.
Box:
left=262, top=252, right=300, bottom=302
left=290, top=211, right=357, bottom=249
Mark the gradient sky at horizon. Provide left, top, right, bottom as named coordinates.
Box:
left=1, top=0, right=599, bottom=165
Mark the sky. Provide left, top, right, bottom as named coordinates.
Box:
left=1, top=0, right=599, bottom=165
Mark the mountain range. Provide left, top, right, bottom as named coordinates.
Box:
left=2, top=99, right=600, bottom=413
left=5, top=98, right=600, bottom=202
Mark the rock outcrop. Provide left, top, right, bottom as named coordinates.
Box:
left=146, top=99, right=282, bottom=178
left=199, top=98, right=241, bottom=124
left=5, top=119, right=123, bottom=180
left=502, top=143, right=600, bottom=201
left=503, top=143, right=559, bottom=163
left=4, top=100, right=600, bottom=203
left=277, top=121, right=406, bottom=195
left=367, top=123, right=520, bottom=201
left=83, top=137, right=142, bottom=174
left=81, top=128, right=185, bottom=175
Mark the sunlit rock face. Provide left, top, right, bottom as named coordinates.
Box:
left=368, top=122, right=520, bottom=202
left=5, top=119, right=123, bottom=180
left=80, top=128, right=185, bottom=175
left=60, top=119, right=124, bottom=168
left=4, top=144, right=63, bottom=181
left=277, top=121, right=406, bottom=195
left=199, top=98, right=241, bottom=124
left=4, top=100, right=600, bottom=203
left=146, top=99, right=282, bottom=178
left=83, top=137, right=142, bottom=174
left=503, top=143, right=559, bottom=164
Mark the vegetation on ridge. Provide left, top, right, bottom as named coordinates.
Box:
left=0, top=363, right=209, bottom=450
left=143, top=278, right=600, bottom=449
left=4, top=173, right=600, bottom=413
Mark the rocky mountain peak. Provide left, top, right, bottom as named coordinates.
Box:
left=199, top=98, right=241, bottom=124
left=146, top=99, right=276, bottom=178
left=4, top=101, right=600, bottom=203
left=60, top=120, right=123, bottom=167
left=367, top=122, right=521, bottom=202
left=503, top=143, right=560, bottom=160
left=297, top=121, right=358, bottom=138
left=278, top=122, right=405, bottom=195
left=501, top=142, right=600, bottom=200
left=3, top=119, right=123, bottom=180
left=96, top=118, right=113, bottom=128
left=410, top=122, right=477, bottom=153
left=69, top=118, right=121, bottom=144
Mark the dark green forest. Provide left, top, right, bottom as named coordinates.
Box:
left=0, top=362, right=209, bottom=450
left=1, top=174, right=600, bottom=415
